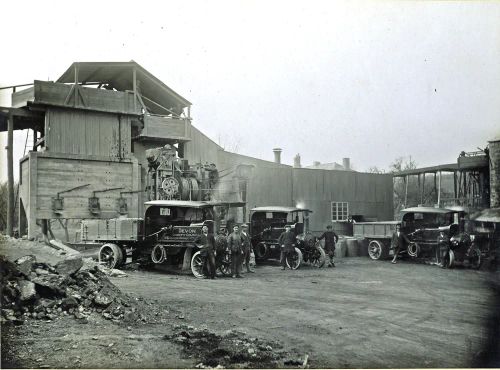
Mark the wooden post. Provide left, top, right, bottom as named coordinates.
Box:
left=132, top=67, right=137, bottom=113
left=404, top=175, right=408, bottom=207
left=6, top=112, right=14, bottom=236
left=74, top=63, right=79, bottom=106
left=453, top=171, right=457, bottom=200
left=421, top=173, right=426, bottom=205
left=437, top=171, right=442, bottom=207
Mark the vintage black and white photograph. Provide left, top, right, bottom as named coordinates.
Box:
left=1, top=0, right=499, bottom=368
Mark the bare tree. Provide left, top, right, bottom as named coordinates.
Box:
left=217, top=132, right=242, bottom=153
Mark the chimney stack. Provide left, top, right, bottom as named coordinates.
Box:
left=273, top=148, right=282, bottom=164
left=313, top=161, right=320, bottom=167
left=293, top=153, right=301, bottom=168
left=342, top=157, right=351, bottom=170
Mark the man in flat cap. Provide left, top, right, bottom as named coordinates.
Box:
left=318, top=225, right=339, bottom=267
left=278, top=225, right=296, bottom=270
left=240, top=224, right=254, bottom=273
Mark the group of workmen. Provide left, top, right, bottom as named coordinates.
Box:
left=197, top=224, right=254, bottom=279
left=197, top=223, right=340, bottom=278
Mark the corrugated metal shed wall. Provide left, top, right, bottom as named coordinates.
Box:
left=217, top=150, right=293, bottom=207
left=45, top=108, right=131, bottom=158
left=292, top=169, right=393, bottom=232
left=183, top=125, right=222, bottom=167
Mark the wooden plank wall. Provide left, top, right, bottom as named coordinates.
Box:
left=12, top=81, right=140, bottom=115
left=11, top=86, right=34, bottom=108
left=45, top=108, right=131, bottom=158
left=141, top=115, right=189, bottom=141
left=31, top=153, right=140, bottom=222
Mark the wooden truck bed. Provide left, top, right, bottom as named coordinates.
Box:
left=353, top=221, right=399, bottom=239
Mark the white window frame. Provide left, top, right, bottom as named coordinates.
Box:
left=331, top=201, right=349, bottom=222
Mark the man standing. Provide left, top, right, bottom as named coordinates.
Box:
left=391, top=224, right=410, bottom=264
left=227, top=225, right=244, bottom=278
left=278, top=225, right=296, bottom=270
left=240, top=224, right=254, bottom=273
left=196, top=225, right=216, bottom=279
left=318, top=225, right=339, bottom=267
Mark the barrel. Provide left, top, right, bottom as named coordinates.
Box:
left=356, top=238, right=369, bottom=257
left=335, top=238, right=347, bottom=258
left=346, top=238, right=360, bottom=257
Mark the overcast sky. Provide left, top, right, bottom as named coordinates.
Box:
left=1, top=0, right=499, bottom=180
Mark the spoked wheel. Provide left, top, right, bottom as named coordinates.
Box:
left=286, top=247, right=303, bottom=270
left=98, top=243, right=124, bottom=269
left=368, top=240, right=387, bottom=260
left=309, top=244, right=326, bottom=268
left=468, top=247, right=482, bottom=269
left=191, top=251, right=205, bottom=279
left=441, top=250, right=455, bottom=269
left=218, top=253, right=231, bottom=276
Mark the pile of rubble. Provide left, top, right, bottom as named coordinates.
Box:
left=165, top=325, right=307, bottom=368
left=0, top=254, right=159, bottom=325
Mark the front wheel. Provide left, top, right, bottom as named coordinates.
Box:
left=309, top=244, right=326, bottom=268
left=368, top=240, right=388, bottom=260
left=286, top=247, right=303, bottom=270
left=98, top=243, right=124, bottom=269
left=191, top=251, right=205, bottom=279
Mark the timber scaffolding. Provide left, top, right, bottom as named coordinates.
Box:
left=0, top=61, right=194, bottom=237
left=393, top=150, right=490, bottom=209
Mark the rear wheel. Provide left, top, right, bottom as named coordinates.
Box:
left=286, top=247, right=303, bottom=269
left=98, top=243, right=124, bottom=269
left=191, top=251, right=205, bottom=279
left=442, top=250, right=455, bottom=269
left=368, top=240, right=388, bottom=260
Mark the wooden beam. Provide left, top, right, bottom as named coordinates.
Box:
left=0, top=83, right=34, bottom=90
left=7, top=113, right=14, bottom=236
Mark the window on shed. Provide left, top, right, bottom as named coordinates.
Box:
left=331, top=202, right=349, bottom=222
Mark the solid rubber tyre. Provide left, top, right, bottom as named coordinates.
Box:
left=368, top=240, right=388, bottom=260
left=98, top=243, right=124, bottom=269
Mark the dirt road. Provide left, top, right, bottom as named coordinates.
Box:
left=113, top=258, right=500, bottom=368
left=2, top=249, right=499, bottom=368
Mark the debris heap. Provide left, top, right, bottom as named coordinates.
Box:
left=165, top=325, right=301, bottom=369
left=0, top=254, right=156, bottom=325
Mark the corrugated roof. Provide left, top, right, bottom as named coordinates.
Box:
left=57, top=61, right=191, bottom=115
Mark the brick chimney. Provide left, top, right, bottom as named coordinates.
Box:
left=273, top=148, right=282, bottom=164
left=342, top=157, right=351, bottom=170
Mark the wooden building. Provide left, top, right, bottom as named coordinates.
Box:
left=1, top=61, right=393, bottom=240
